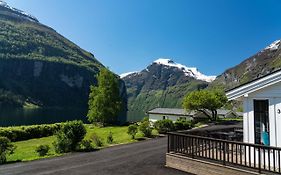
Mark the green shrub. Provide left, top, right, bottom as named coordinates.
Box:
left=53, top=131, right=72, bottom=153
left=154, top=119, right=175, bottom=134
left=79, top=140, right=94, bottom=152
left=107, top=131, right=114, bottom=144
left=0, top=137, right=15, bottom=164
left=0, top=123, right=62, bottom=142
left=139, top=117, right=152, bottom=137
left=175, top=119, right=193, bottom=130
left=35, top=144, right=50, bottom=157
left=127, top=124, right=138, bottom=139
left=53, top=120, right=86, bottom=153
left=91, top=133, right=103, bottom=147
left=174, top=119, right=193, bottom=131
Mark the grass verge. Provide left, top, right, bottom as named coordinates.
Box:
left=6, top=125, right=158, bottom=163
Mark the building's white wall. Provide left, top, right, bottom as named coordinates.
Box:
left=243, top=99, right=249, bottom=143
left=243, top=81, right=281, bottom=147
left=248, top=99, right=255, bottom=144
left=149, top=114, right=192, bottom=123
left=275, top=98, right=281, bottom=147
left=269, top=98, right=276, bottom=146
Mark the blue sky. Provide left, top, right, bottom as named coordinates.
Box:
left=5, top=0, right=281, bottom=76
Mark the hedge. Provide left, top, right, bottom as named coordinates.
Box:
left=0, top=123, right=63, bottom=142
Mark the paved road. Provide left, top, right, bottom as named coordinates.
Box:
left=0, top=137, right=190, bottom=175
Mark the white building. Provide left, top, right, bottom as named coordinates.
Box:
left=147, top=108, right=205, bottom=122
left=226, top=69, right=281, bottom=147
left=148, top=108, right=240, bottom=123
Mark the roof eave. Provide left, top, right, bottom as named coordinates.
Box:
left=226, top=70, right=281, bottom=101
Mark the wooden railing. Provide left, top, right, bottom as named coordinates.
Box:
left=168, top=132, right=281, bottom=174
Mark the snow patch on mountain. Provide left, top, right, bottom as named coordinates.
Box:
left=0, top=0, right=38, bottom=22
left=264, top=40, right=280, bottom=51
left=120, top=71, right=139, bottom=78
left=153, top=58, right=216, bottom=82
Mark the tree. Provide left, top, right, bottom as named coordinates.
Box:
left=127, top=124, right=138, bottom=139
left=87, top=68, right=122, bottom=126
left=182, top=89, right=227, bottom=121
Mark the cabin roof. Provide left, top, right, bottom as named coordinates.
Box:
left=147, top=108, right=236, bottom=116
left=226, top=69, right=281, bottom=100
left=147, top=108, right=197, bottom=116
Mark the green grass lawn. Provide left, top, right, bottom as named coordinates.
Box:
left=7, top=125, right=158, bottom=163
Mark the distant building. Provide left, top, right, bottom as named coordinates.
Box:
left=148, top=108, right=240, bottom=122
left=216, top=109, right=240, bottom=118
left=147, top=108, right=207, bottom=122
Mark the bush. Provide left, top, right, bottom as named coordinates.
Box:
left=0, top=137, right=15, bottom=164
left=174, top=119, right=193, bottom=131
left=107, top=131, right=114, bottom=144
left=35, top=145, right=50, bottom=157
left=139, top=117, right=152, bottom=137
left=91, top=133, right=103, bottom=147
left=79, top=140, right=94, bottom=152
left=127, top=124, right=138, bottom=139
left=0, top=123, right=63, bottom=142
left=53, top=132, right=72, bottom=153
left=154, top=119, right=175, bottom=134
left=53, top=120, right=86, bottom=153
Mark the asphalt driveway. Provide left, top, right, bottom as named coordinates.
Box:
left=0, top=137, right=190, bottom=175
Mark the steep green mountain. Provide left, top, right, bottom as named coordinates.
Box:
left=0, top=2, right=127, bottom=123
left=121, top=58, right=215, bottom=121
left=211, top=40, right=281, bottom=91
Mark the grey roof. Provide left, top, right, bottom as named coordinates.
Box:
left=147, top=108, right=197, bottom=116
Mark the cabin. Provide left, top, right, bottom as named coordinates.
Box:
left=226, top=70, right=281, bottom=147
left=166, top=70, right=281, bottom=175
left=147, top=108, right=207, bottom=122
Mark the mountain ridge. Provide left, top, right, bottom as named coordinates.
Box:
left=0, top=2, right=127, bottom=123
left=121, top=58, right=216, bottom=82
left=211, top=39, right=281, bottom=90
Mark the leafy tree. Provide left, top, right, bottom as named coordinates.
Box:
left=182, top=89, right=227, bottom=121
left=0, top=137, right=15, bottom=164
left=127, top=124, right=138, bottom=139
left=87, top=68, right=122, bottom=126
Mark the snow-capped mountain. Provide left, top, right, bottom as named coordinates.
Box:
left=122, top=58, right=211, bottom=121
left=263, top=40, right=280, bottom=51
left=153, top=58, right=216, bottom=82
left=0, top=0, right=38, bottom=22
left=120, top=71, right=139, bottom=78
left=121, top=58, right=216, bottom=82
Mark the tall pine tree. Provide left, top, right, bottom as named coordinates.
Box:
left=87, top=68, right=122, bottom=126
